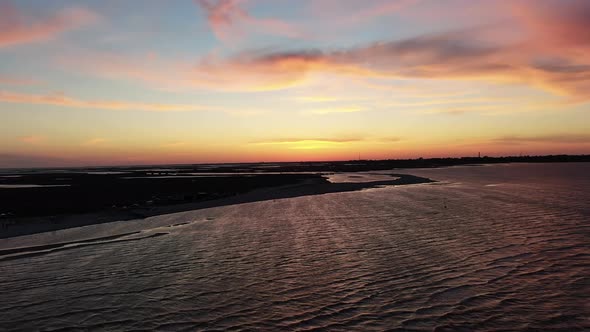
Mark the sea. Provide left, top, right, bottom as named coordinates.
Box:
left=0, top=163, right=588, bottom=331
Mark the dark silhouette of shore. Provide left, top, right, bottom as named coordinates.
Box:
left=0, top=172, right=433, bottom=238
left=1, top=154, right=588, bottom=238
left=2, top=154, right=588, bottom=174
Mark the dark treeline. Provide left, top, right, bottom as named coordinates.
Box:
left=339, top=154, right=590, bottom=171
left=248, top=154, right=590, bottom=172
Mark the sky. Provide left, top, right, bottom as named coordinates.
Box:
left=1, top=0, right=589, bottom=167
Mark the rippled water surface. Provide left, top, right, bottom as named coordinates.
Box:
left=1, top=163, right=589, bottom=331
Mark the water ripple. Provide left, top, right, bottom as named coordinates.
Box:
left=0, top=163, right=589, bottom=331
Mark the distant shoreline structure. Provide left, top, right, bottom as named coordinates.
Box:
left=1, top=154, right=589, bottom=172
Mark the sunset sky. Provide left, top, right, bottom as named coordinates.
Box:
left=1, top=0, right=589, bottom=167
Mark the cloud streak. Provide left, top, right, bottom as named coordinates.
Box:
left=0, top=153, right=74, bottom=168
left=0, top=75, right=39, bottom=85
left=197, top=23, right=590, bottom=100
left=0, top=2, right=97, bottom=48
left=493, top=134, right=590, bottom=145
left=48, top=1, right=590, bottom=103
left=19, top=135, right=45, bottom=144
left=512, top=0, right=590, bottom=52
left=186, top=1, right=590, bottom=99
left=195, top=0, right=302, bottom=43
left=0, top=90, right=217, bottom=112
left=251, top=137, right=364, bottom=145
left=302, top=106, right=365, bottom=115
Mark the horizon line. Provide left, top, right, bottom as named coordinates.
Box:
left=1, top=154, right=589, bottom=171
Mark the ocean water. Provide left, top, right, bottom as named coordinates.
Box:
left=0, top=163, right=588, bottom=331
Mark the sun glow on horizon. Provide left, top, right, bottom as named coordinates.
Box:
left=0, top=0, right=589, bottom=167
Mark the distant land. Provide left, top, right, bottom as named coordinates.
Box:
left=1, top=154, right=589, bottom=172
left=1, top=154, right=588, bottom=238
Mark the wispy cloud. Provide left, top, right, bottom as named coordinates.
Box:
left=427, top=109, right=469, bottom=116
left=0, top=153, right=73, bottom=168
left=493, top=134, right=590, bottom=145
left=19, top=135, right=45, bottom=144
left=302, top=106, right=365, bottom=115
left=294, top=96, right=340, bottom=103
left=47, top=0, right=590, bottom=103
left=251, top=137, right=364, bottom=145
left=310, top=0, right=421, bottom=24
left=378, top=136, right=403, bottom=143
left=0, top=2, right=97, bottom=48
left=59, top=49, right=319, bottom=92
left=353, top=0, right=421, bottom=21
left=512, top=0, right=590, bottom=53
left=0, top=75, right=39, bottom=85
left=81, top=138, right=108, bottom=146
left=0, top=90, right=218, bottom=112
left=189, top=50, right=338, bottom=91
left=186, top=0, right=590, bottom=99
left=56, top=51, right=193, bottom=91
left=160, top=141, right=188, bottom=148
left=195, top=0, right=302, bottom=43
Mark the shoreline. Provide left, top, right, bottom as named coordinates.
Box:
left=0, top=173, right=434, bottom=239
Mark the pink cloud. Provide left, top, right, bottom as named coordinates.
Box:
left=0, top=90, right=217, bottom=112
left=511, top=0, right=590, bottom=56
left=57, top=31, right=590, bottom=100
left=59, top=49, right=327, bottom=92
left=0, top=2, right=98, bottom=48
left=195, top=0, right=303, bottom=43
left=0, top=75, right=39, bottom=85
left=50, top=1, right=590, bottom=101
left=81, top=138, right=108, bottom=146
left=193, top=27, right=590, bottom=100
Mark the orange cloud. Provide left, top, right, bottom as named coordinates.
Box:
left=251, top=137, right=364, bottom=145
left=160, top=141, right=188, bottom=149
left=63, top=35, right=590, bottom=100
left=192, top=51, right=327, bottom=90
left=0, top=2, right=97, bottom=47
left=0, top=90, right=218, bottom=112
left=189, top=50, right=378, bottom=91
left=19, top=135, right=45, bottom=144
left=197, top=24, right=590, bottom=100
left=378, top=137, right=403, bottom=143
left=195, top=0, right=302, bottom=43
left=81, top=138, right=108, bottom=146
left=54, top=1, right=590, bottom=101
left=60, top=49, right=323, bottom=92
